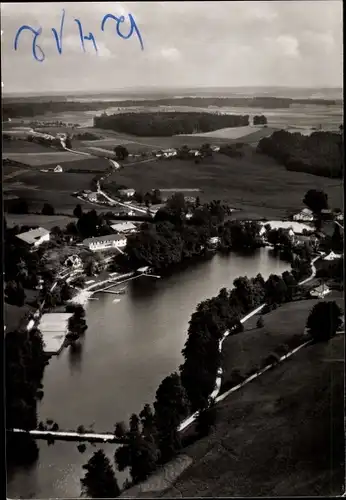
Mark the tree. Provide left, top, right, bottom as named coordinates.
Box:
left=257, top=316, right=264, bottom=328
left=81, top=449, right=120, bottom=498
left=65, top=135, right=72, bottom=149
left=196, top=401, right=217, bottom=437
left=5, top=280, right=26, bottom=307
left=303, top=189, right=328, bottom=214
left=114, top=145, right=129, bottom=161
left=306, top=301, right=343, bottom=342
left=331, top=223, right=344, bottom=253
left=42, top=203, right=55, bottom=216
left=73, top=204, right=83, bottom=219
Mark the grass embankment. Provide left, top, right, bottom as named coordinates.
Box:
left=158, top=334, right=344, bottom=497
left=105, top=146, right=343, bottom=219
left=221, top=294, right=344, bottom=391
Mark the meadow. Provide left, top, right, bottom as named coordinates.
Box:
left=105, top=147, right=343, bottom=219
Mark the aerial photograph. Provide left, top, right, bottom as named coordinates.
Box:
left=2, top=1, right=344, bottom=498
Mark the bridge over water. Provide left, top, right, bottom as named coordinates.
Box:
left=7, top=428, right=128, bottom=444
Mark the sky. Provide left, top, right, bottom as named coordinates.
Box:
left=1, top=1, right=343, bottom=94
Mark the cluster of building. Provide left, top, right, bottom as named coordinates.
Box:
left=83, top=221, right=139, bottom=252
left=293, top=207, right=344, bottom=222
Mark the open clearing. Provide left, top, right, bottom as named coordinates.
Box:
left=2, top=151, right=87, bottom=167
left=179, top=125, right=278, bottom=140
left=105, top=147, right=343, bottom=219
left=221, top=294, right=344, bottom=387
left=155, top=334, right=344, bottom=497
left=5, top=213, right=76, bottom=230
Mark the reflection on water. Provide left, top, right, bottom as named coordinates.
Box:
left=8, top=249, right=290, bottom=498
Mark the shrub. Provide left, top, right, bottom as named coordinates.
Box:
left=256, top=316, right=264, bottom=328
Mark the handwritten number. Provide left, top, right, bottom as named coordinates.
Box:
left=74, top=19, right=98, bottom=54
left=51, top=8, right=66, bottom=54
left=101, top=13, right=144, bottom=51
left=14, top=25, right=45, bottom=62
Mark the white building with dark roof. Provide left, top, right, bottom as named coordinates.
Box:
left=293, top=208, right=314, bottom=222
left=118, top=188, right=135, bottom=198
left=83, top=234, right=127, bottom=251
left=111, top=221, right=137, bottom=234
left=16, top=227, right=50, bottom=247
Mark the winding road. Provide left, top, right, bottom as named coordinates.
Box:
left=178, top=254, right=321, bottom=432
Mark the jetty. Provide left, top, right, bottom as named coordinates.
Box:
left=8, top=428, right=128, bottom=444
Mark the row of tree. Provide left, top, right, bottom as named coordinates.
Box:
left=94, top=112, right=250, bottom=137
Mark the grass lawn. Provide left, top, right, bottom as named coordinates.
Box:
left=105, top=147, right=343, bottom=219
left=221, top=294, right=344, bottom=389
left=40, top=156, right=110, bottom=172
left=159, top=334, right=344, bottom=497
left=179, top=125, right=278, bottom=140
left=3, top=151, right=88, bottom=167
left=2, top=140, right=54, bottom=154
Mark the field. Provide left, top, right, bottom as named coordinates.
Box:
left=105, top=147, right=343, bottom=219
left=156, top=334, right=344, bottom=497
left=2, top=140, right=53, bottom=154
left=221, top=295, right=344, bottom=388
left=5, top=214, right=77, bottom=230
left=179, top=125, right=278, bottom=141
left=2, top=150, right=88, bottom=167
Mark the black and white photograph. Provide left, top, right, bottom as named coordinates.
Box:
left=2, top=1, right=344, bottom=498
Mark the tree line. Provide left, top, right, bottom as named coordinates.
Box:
left=257, top=130, right=343, bottom=179
left=94, top=112, right=250, bottom=137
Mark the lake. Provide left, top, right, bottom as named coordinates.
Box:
left=7, top=248, right=291, bottom=498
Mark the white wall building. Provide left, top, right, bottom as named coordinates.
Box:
left=83, top=234, right=127, bottom=251
left=54, top=164, right=63, bottom=173
left=16, top=227, right=50, bottom=247
left=119, top=188, right=135, bottom=198
left=111, top=221, right=137, bottom=234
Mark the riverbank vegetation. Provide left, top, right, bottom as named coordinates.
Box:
left=257, top=130, right=343, bottom=179
left=5, top=327, right=48, bottom=465
left=93, top=112, right=249, bottom=137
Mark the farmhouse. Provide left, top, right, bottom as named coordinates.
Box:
left=323, top=251, right=342, bottom=261
left=211, top=145, right=220, bottom=152
left=309, top=284, right=331, bottom=298
left=54, top=165, right=63, bottom=173
left=111, top=221, right=137, bottom=234
left=293, top=208, right=314, bottom=222
left=188, top=149, right=201, bottom=157
left=119, top=188, right=136, bottom=198
left=65, top=254, right=82, bottom=268
left=162, top=148, right=177, bottom=158
left=83, top=234, right=127, bottom=251
left=16, top=227, right=50, bottom=248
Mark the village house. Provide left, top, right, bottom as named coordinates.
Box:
left=110, top=221, right=137, bottom=234
left=293, top=208, right=314, bottom=222
left=208, top=236, right=221, bottom=246
left=118, top=188, right=136, bottom=198
left=188, top=149, right=201, bottom=157
left=83, top=234, right=127, bottom=252
left=16, top=227, right=50, bottom=248
left=161, top=148, right=177, bottom=158
left=211, top=145, right=220, bottom=152
left=64, top=254, right=82, bottom=268
left=335, top=213, right=344, bottom=222
left=309, top=284, right=331, bottom=298
left=323, top=251, right=342, bottom=261
left=54, top=165, right=63, bottom=173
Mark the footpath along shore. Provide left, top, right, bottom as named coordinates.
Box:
left=178, top=254, right=321, bottom=432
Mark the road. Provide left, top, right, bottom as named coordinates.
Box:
left=178, top=253, right=321, bottom=432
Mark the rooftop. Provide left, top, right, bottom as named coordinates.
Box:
left=83, top=233, right=127, bottom=245
left=16, top=227, right=50, bottom=245
left=111, top=222, right=137, bottom=232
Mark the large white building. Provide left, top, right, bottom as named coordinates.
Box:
left=111, top=221, right=137, bottom=234
left=16, top=227, right=50, bottom=247
left=83, top=234, right=127, bottom=251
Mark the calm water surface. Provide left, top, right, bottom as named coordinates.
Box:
left=7, top=249, right=290, bottom=498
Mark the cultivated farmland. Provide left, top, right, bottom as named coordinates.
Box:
left=105, top=147, right=343, bottom=219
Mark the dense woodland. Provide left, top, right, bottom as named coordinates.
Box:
left=257, top=130, right=343, bottom=178
left=2, top=96, right=339, bottom=120
left=94, top=112, right=249, bottom=136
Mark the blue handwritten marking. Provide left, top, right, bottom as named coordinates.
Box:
left=101, top=13, right=144, bottom=51
left=51, top=8, right=66, bottom=54
left=14, top=24, right=45, bottom=62
left=74, top=18, right=98, bottom=53
left=14, top=9, right=143, bottom=62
